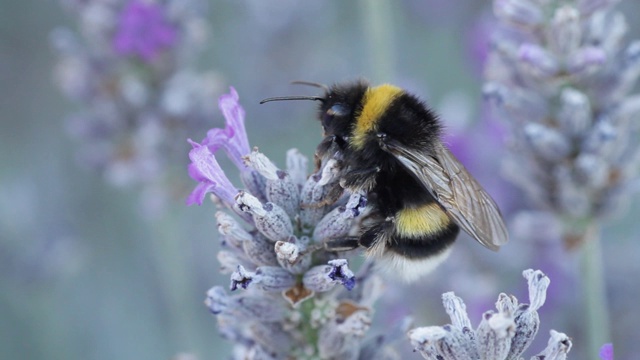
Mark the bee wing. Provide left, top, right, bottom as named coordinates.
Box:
left=385, top=141, right=508, bottom=250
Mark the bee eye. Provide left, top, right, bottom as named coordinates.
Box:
left=327, top=104, right=349, bottom=117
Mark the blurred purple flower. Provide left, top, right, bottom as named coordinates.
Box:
left=186, top=139, right=238, bottom=206
left=112, top=0, right=177, bottom=62
left=203, top=87, right=251, bottom=170
left=599, top=343, right=614, bottom=360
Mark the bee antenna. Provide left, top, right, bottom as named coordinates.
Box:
left=259, top=95, right=325, bottom=104
left=290, top=80, right=330, bottom=92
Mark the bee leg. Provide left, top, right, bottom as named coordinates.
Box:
left=324, top=237, right=360, bottom=252
left=300, top=181, right=345, bottom=208
left=340, top=167, right=380, bottom=191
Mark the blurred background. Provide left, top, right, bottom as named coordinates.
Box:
left=1, top=0, right=639, bottom=359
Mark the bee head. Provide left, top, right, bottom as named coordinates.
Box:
left=317, top=80, right=369, bottom=146
left=260, top=80, right=370, bottom=152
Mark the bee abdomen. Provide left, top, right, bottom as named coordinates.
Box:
left=389, top=202, right=459, bottom=259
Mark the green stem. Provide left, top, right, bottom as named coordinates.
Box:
left=360, top=0, right=395, bottom=82
left=581, top=223, right=610, bottom=357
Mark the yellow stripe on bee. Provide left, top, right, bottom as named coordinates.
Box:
left=351, top=84, right=403, bottom=149
left=395, top=203, right=451, bottom=239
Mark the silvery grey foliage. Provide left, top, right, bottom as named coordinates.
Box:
left=484, top=0, right=640, bottom=234
left=408, top=269, right=572, bottom=360
left=191, top=89, right=399, bottom=359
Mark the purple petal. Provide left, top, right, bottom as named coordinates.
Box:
left=111, top=0, right=178, bottom=62
left=204, top=126, right=234, bottom=153
left=213, top=87, right=250, bottom=169
left=186, top=182, right=213, bottom=206
left=186, top=139, right=238, bottom=206
left=599, top=343, right=614, bottom=360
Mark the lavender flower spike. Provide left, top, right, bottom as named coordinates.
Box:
left=112, top=0, right=177, bottom=62
left=408, top=269, right=570, bottom=360
left=485, top=0, right=640, bottom=229
left=186, top=139, right=238, bottom=206
left=52, top=0, right=218, bottom=215
left=195, top=87, right=392, bottom=359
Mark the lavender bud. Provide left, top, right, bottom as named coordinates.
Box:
left=482, top=82, right=508, bottom=109
left=442, top=292, right=473, bottom=330
left=244, top=149, right=280, bottom=181
left=410, top=326, right=474, bottom=360
left=252, top=266, right=296, bottom=292
left=484, top=84, right=548, bottom=124
left=549, top=6, right=581, bottom=56
left=610, top=40, right=640, bottom=98
left=250, top=322, right=291, bottom=357
left=266, top=170, right=300, bottom=219
left=624, top=40, right=640, bottom=70
left=217, top=250, right=250, bottom=274
left=518, top=43, right=559, bottom=78
left=509, top=304, right=540, bottom=359
left=582, top=119, right=617, bottom=156
left=286, top=148, right=309, bottom=188
left=496, top=293, right=518, bottom=314
left=523, top=269, right=550, bottom=310
left=439, top=293, right=480, bottom=358
left=303, top=259, right=356, bottom=292
left=524, top=123, right=571, bottom=161
left=274, top=237, right=312, bottom=274
left=245, top=344, right=278, bottom=360
left=274, top=240, right=301, bottom=264
left=493, top=0, right=543, bottom=28
left=299, top=173, right=329, bottom=228
left=317, top=327, right=357, bottom=360
left=205, top=286, right=229, bottom=315
left=236, top=191, right=293, bottom=242
left=230, top=265, right=254, bottom=291
left=566, top=46, right=607, bottom=75
left=240, top=169, right=268, bottom=204
left=245, top=150, right=300, bottom=218
left=408, top=327, right=447, bottom=359
left=242, top=233, right=279, bottom=266
left=318, top=311, right=371, bottom=359
left=587, top=10, right=627, bottom=55
left=216, top=211, right=253, bottom=249
left=554, top=166, right=591, bottom=217
left=229, top=294, right=287, bottom=322
left=446, top=326, right=479, bottom=360
left=476, top=311, right=515, bottom=360
left=531, top=330, right=572, bottom=360
left=612, top=94, right=640, bottom=122
left=505, top=270, right=550, bottom=359
left=557, top=88, right=592, bottom=137
left=574, top=153, right=609, bottom=188
left=313, top=193, right=365, bottom=242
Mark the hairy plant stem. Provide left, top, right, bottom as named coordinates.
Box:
left=581, top=223, right=611, bottom=358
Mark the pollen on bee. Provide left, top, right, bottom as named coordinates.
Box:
left=395, top=203, right=451, bottom=238
left=351, top=84, right=403, bottom=149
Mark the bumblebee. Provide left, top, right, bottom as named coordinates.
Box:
left=261, top=80, right=508, bottom=281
